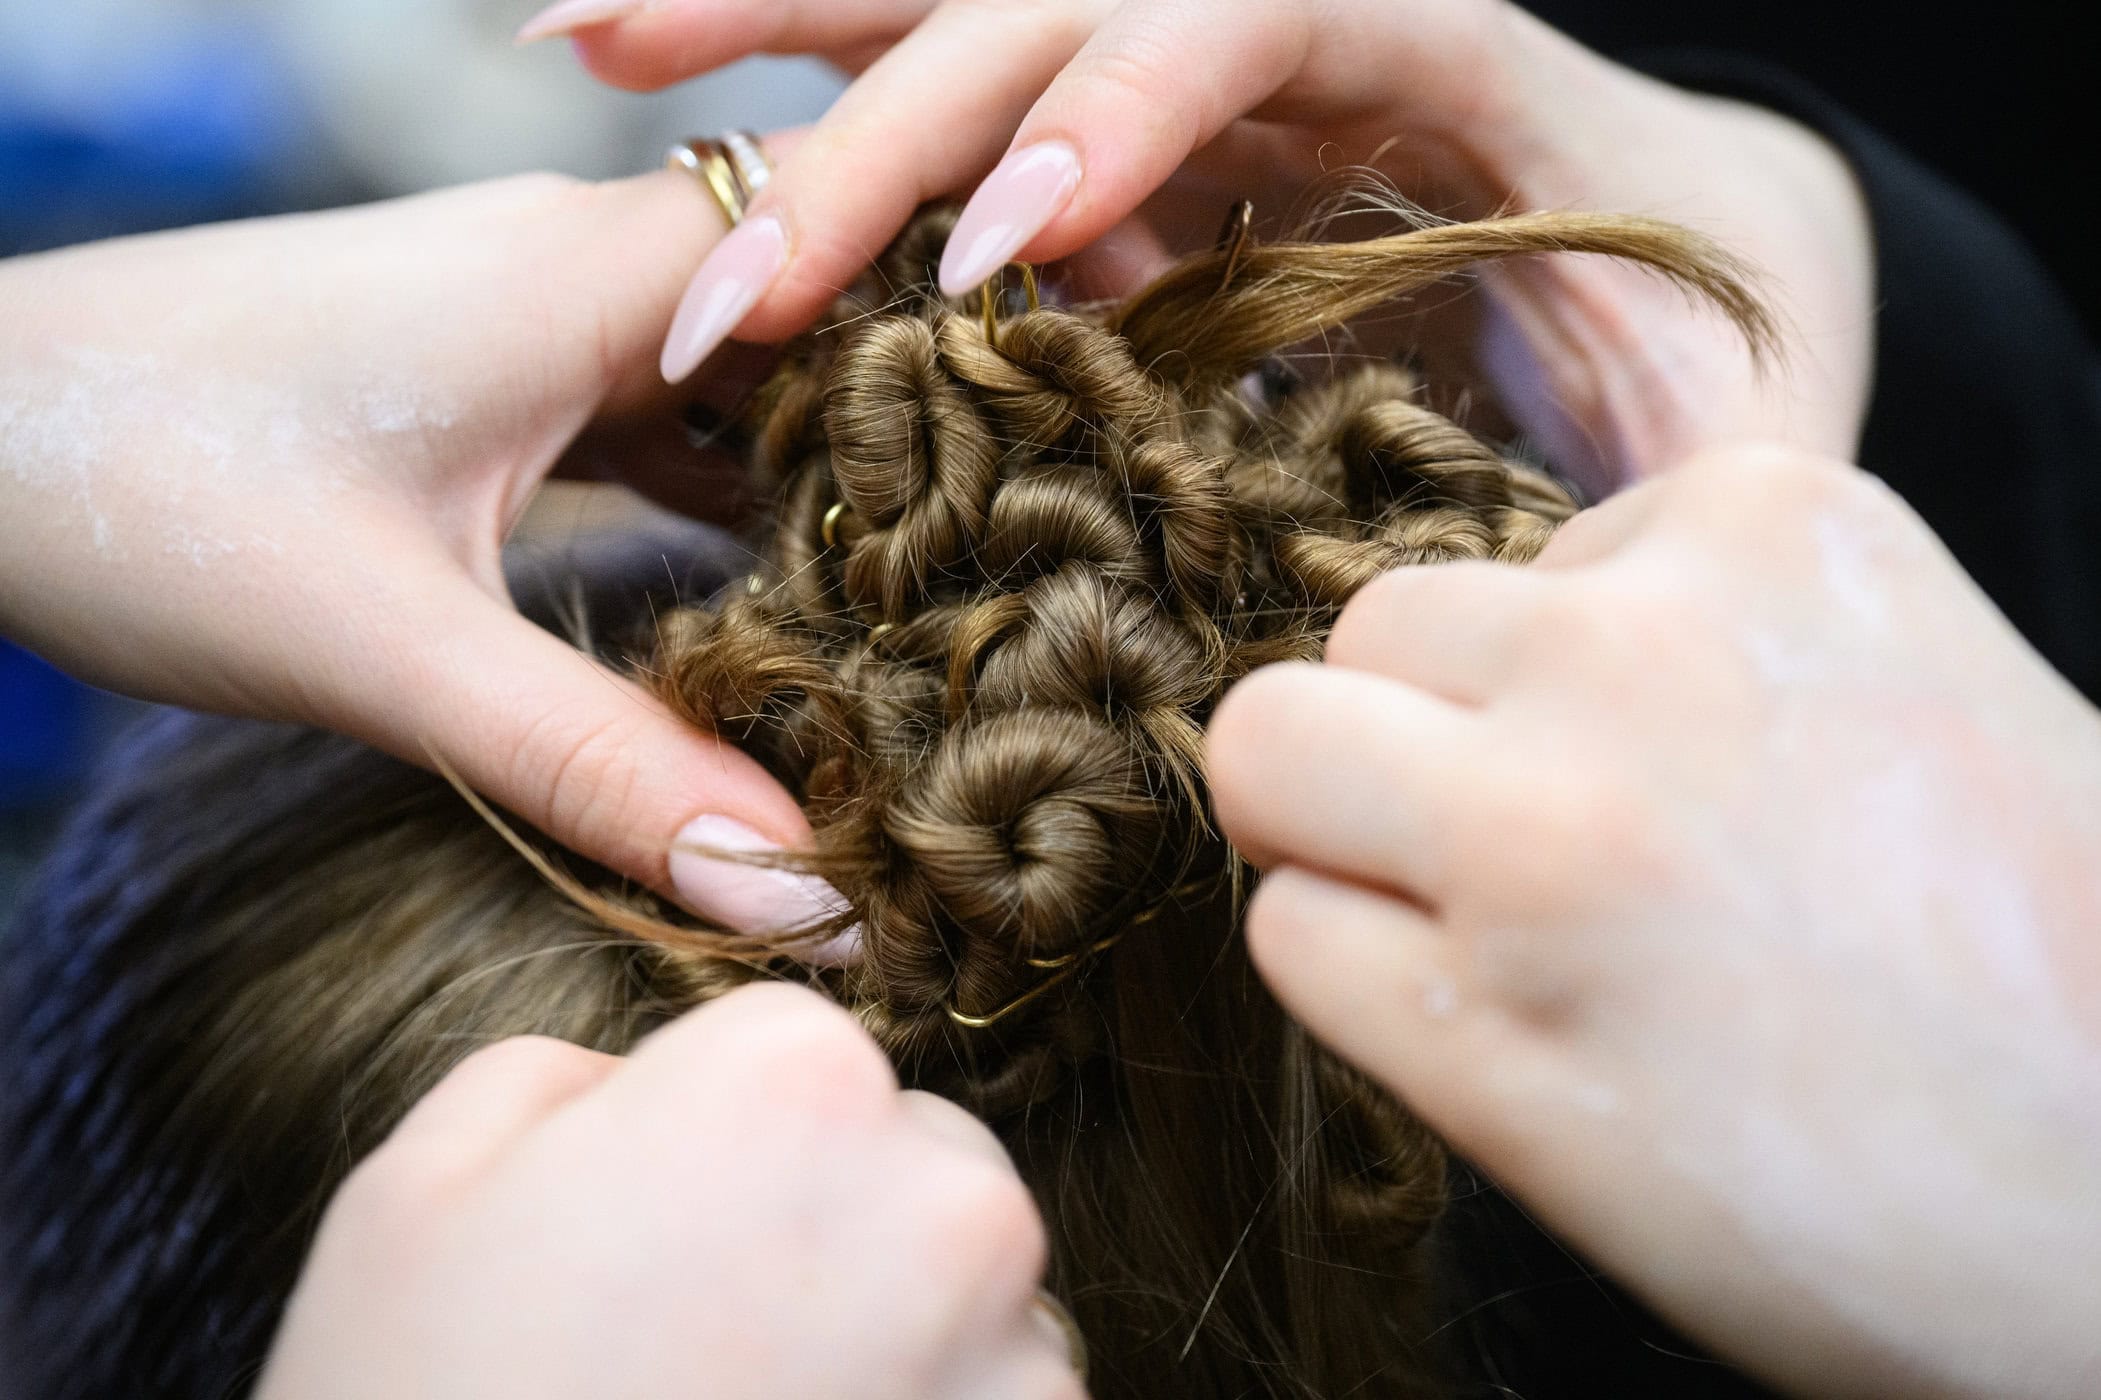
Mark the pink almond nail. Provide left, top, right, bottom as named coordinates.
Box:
left=937, top=141, right=1082, bottom=298
left=659, top=215, right=788, bottom=384
left=515, top=0, right=645, bottom=44
left=670, top=814, right=861, bottom=967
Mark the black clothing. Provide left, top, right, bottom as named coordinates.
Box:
left=1655, top=54, right=2101, bottom=703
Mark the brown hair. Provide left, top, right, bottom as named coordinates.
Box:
left=0, top=204, right=1768, bottom=1400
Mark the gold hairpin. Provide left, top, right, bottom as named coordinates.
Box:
left=1215, top=199, right=1254, bottom=293
left=820, top=500, right=853, bottom=550
left=944, top=957, right=1088, bottom=1030
left=945, top=878, right=1201, bottom=1029
left=1022, top=931, right=1123, bottom=972
left=978, top=261, right=1042, bottom=346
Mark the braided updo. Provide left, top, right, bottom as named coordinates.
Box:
left=622, top=204, right=1769, bottom=1396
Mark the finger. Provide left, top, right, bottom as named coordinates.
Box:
left=1244, top=864, right=1607, bottom=1199
left=658, top=0, right=1106, bottom=380
left=547, top=134, right=806, bottom=415
left=357, top=571, right=845, bottom=936
left=1324, top=560, right=1547, bottom=704
left=614, top=982, right=899, bottom=1134
left=542, top=0, right=935, bottom=92
left=935, top=0, right=1314, bottom=294
left=1243, top=864, right=1459, bottom=1093
left=898, top=1089, right=1013, bottom=1170
left=380, top=1035, right=621, bottom=1185
left=1206, top=662, right=1498, bottom=903
left=1527, top=479, right=1666, bottom=569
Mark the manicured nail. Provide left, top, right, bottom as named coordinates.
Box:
left=514, top=0, right=644, bottom=44
left=938, top=141, right=1082, bottom=298
left=660, top=215, right=788, bottom=384
left=670, top=814, right=861, bottom=966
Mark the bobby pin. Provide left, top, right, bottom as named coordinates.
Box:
left=946, top=872, right=1216, bottom=1029
left=1023, top=930, right=1125, bottom=972
left=945, top=957, right=1090, bottom=1030
left=978, top=261, right=1042, bottom=347
left=820, top=499, right=853, bottom=550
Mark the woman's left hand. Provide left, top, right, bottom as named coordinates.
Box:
left=0, top=161, right=835, bottom=927
left=1208, top=442, right=2101, bottom=1397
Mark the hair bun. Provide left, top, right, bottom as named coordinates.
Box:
left=650, top=202, right=1776, bottom=1089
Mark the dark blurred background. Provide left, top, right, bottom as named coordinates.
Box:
left=2, top=2, right=2093, bottom=913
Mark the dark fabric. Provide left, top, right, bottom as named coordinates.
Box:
left=1522, top=2, right=2096, bottom=342
left=1642, top=52, right=2101, bottom=704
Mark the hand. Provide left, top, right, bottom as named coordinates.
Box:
left=526, top=0, right=1874, bottom=491
left=256, top=983, right=1083, bottom=1400
left=0, top=160, right=841, bottom=928
left=1207, top=443, right=2101, bottom=1398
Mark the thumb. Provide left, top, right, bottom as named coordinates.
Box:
left=359, top=577, right=845, bottom=938
left=536, top=135, right=809, bottom=419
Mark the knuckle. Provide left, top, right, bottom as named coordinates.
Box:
left=448, top=1033, right=592, bottom=1086
left=511, top=706, right=649, bottom=856
left=1673, top=441, right=1870, bottom=523
left=1521, top=579, right=1707, bottom=687
left=710, top=984, right=898, bottom=1112
left=1490, top=766, right=1663, bottom=916
left=932, top=1161, right=1048, bottom=1287
left=1064, top=37, right=1204, bottom=148
left=333, top=1139, right=452, bottom=1230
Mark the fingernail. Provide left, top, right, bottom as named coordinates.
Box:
left=937, top=141, right=1082, bottom=298
left=670, top=814, right=861, bottom=966
left=514, top=0, right=644, bottom=44
left=660, top=215, right=788, bottom=383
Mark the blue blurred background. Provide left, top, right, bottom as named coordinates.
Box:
left=0, top=0, right=841, bottom=911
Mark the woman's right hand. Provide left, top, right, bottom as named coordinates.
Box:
left=257, top=984, right=1083, bottom=1400
left=523, top=0, right=1875, bottom=495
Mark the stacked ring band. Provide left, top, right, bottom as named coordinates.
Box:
left=665, top=130, right=772, bottom=227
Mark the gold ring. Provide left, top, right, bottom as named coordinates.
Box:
left=718, top=129, right=771, bottom=200
left=666, top=133, right=771, bottom=228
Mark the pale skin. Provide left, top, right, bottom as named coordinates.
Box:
left=1209, top=443, right=2101, bottom=1398
left=256, top=984, right=1084, bottom=1400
